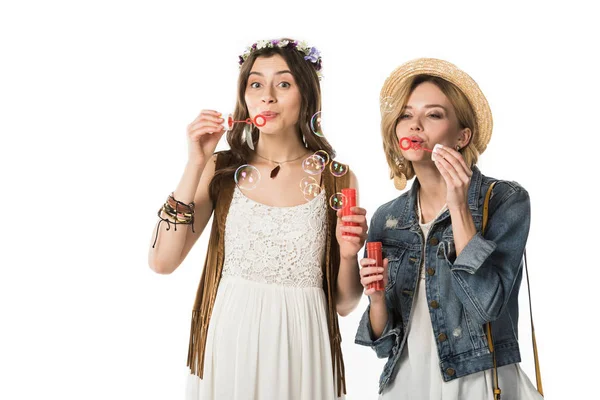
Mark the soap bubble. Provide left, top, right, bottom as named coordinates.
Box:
left=234, top=164, right=261, bottom=190
left=302, top=183, right=322, bottom=201
left=329, top=160, right=348, bottom=177
left=329, top=192, right=347, bottom=211
left=310, top=111, right=324, bottom=137
left=302, top=155, right=326, bottom=175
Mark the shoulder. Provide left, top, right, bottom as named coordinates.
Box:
left=481, top=173, right=530, bottom=210
left=347, top=168, right=358, bottom=188
left=484, top=174, right=528, bottom=196
left=213, top=150, right=236, bottom=170
left=372, top=190, right=410, bottom=223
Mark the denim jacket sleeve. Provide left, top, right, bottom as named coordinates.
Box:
left=355, top=299, right=402, bottom=358
left=450, top=182, right=531, bottom=325
left=354, top=211, right=403, bottom=358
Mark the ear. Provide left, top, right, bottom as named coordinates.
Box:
left=458, top=127, right=472, bottom=148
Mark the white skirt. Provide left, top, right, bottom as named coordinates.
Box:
left=381, top=278, right=543, bottom=400
left=185, top=275, right=344, bottom=400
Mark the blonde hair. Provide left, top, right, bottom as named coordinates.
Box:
left=381, top=75, right=480, bottom=186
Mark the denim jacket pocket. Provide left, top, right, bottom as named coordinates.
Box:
left=381, top=240, right=408, bottom=290
left=461, top=308, right=489, bottom=350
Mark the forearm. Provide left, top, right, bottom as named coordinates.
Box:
left=149, top=161, right=210, bottom=274
left=335, top=255, right=363, bottom=316
left=449, top=186, right=531, bottom=323
left=368, top=296, right=389, bottom=339
left=449, top=204, right=477, bottom=256
left=173, top=161, right=207, bottom=202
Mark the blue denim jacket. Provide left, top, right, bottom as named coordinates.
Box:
left=355, top=166, right=531, bottom=393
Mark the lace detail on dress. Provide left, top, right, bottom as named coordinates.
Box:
left=221, top=186, right=327, bottom=288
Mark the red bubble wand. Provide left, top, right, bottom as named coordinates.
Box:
left=399, top=137, right=433, bottom=153
left=225, top=114, right=267, bottom=130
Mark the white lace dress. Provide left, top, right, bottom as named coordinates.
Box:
left=185, top=186, right=343, bottom=400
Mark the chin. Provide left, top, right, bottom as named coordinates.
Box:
left=259, top=123, right=293, bottom=136
left=258, top=126, right=279, bottom=135
left=405, top=153, right=431, bottom=163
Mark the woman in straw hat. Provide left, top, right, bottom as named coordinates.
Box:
left=354, top=58, right=542, bottom=399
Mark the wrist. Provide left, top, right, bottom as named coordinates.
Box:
left=186, top=158, right=208, bottom=170
left=448, top=202, right=470, bottom=216
left=340, top=253, right=358, bottom=263
left=370, top=291, right=386, bottom=305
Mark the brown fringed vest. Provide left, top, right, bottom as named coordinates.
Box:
left=186, top=152, right=349, bottom=397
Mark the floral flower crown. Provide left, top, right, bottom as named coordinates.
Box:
left=238, top=39, right=323, bottom=79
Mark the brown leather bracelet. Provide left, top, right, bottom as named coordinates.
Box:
left=167, top=192, right=195, bottom=213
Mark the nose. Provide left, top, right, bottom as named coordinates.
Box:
left=261, top=86, right=276, bottom=104
left=410, top=119, right=422, bottom=132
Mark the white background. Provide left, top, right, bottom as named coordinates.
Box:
left=0, top=0, right=596, bottom=399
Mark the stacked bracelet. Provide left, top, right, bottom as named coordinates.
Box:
left=167, top=193, right=194, bottom=213
left=161, top=203, right=194, bottom=224
left=152, top=193, right=196, bottom=248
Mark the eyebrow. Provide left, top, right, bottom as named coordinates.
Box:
left=248, top=70, right=293, bottom=77
left=404, top=104, right=448, bottom=111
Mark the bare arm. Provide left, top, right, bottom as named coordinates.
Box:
left=359, top=258, right=390, bottom=338
left=336, top=255, right=363, bottom=316
left=335, top=171, right=368, bottom=316
left=148, top=109, right=226, bottom=274
left=368, top=290, right=389, bottom=338
left=148, top=156, right=217, bottom=274
left=432, top=144, right=476, bottom=255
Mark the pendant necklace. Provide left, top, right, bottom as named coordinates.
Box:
left=254, top=151, right=309, bottom=178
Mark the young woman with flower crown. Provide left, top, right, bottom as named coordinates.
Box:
left=148, top=38, right=366, bottom=399
left=355, top=58, right=543, bottom=399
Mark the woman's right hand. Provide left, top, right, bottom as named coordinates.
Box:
left=187, top=110, right=227, bottom=166
left=359, top=258, right=388, bottom=301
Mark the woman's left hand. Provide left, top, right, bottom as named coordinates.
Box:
left=336, top=207, right=368, bottom=260
left=433, top=145, right=473, bottom=209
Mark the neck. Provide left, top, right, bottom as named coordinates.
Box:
left=252, top=128, right=308, bottom=163
left=413, top=162, right=447, bottom=213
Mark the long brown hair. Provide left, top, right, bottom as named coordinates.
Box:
left=381, top=74, right=479, bottom=184
left=209, top=41, right=336, bottom=202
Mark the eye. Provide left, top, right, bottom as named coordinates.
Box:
left=399, top=113, right=411, bottom=120
left=428, top=112, right=442, bottom=119
left=249, top=82, right=261, bottom=89
left=278, top=81, right=291, bottom=88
